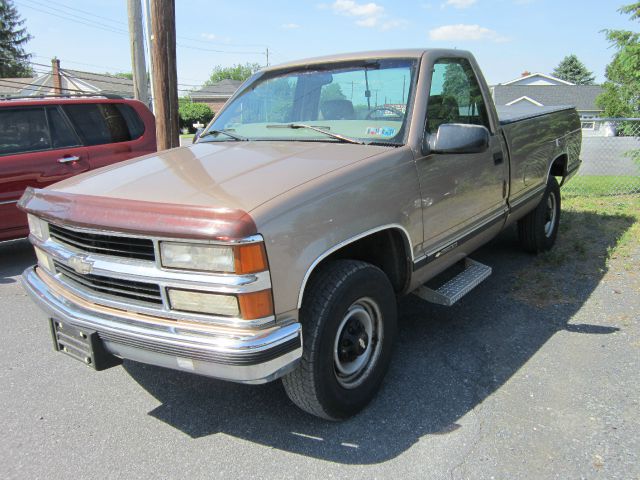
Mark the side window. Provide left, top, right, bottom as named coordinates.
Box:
left=0, top=107, right=51, bottom=156
left=426, top=58, right=491, bottom=133
left=116, top=104, right=145, bottom=139
left=46, top=107, right=80, bottom=149
left=63, top=104, right=132, bottom=145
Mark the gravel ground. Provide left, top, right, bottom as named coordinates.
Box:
left=1, top=219, right=638, bottom=479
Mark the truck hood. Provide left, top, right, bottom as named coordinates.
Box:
left=50, top=141, right=389, bottom=212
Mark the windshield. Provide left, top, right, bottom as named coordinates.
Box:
left=202, top=59, right=417, bottom=145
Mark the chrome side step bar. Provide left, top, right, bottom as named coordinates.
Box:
left=413, top=258, right=492, bottom=306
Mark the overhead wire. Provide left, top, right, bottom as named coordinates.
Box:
left=17, top=0, right=267, bottom=55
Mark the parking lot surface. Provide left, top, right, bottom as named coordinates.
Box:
left=1, top=223, right=638, bottom=479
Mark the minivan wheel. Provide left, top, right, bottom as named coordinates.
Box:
left=518, top=176, right=561, bottom=253
left=282, top=260, right=397, bottom=420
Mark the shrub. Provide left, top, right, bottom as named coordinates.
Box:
left=179, top=102, right=214, bottom=133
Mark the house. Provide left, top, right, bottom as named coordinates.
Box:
left=0, top=77, right=38, bottom=97
left=189, top=79, right=243, bottom=112
left=0, top=59, right=134, bottom=99
left=491, top=72, right=604, bottom=130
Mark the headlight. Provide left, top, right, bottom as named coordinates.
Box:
left=168, top=289, right=240, bottom=317
left=160, top=241, right=268, bottom=274
left=161, top=242, right=234, bottom=272
left=168, top=288, right=274, bottom=319
left=27, top=214, right=47, bottom=241
left=34, top=246, right=54, bottom=272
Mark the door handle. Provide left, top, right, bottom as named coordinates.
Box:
left=58, top=156, right=80, bottom=164
left=493, top=152, right=504, bottom=165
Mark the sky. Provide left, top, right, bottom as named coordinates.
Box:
left=13, top=0, right=638, bottom=92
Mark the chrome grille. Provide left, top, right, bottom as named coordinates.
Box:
left=49, top=224, right=155, bottom=261
left=54, top=260, right=162, bottom=305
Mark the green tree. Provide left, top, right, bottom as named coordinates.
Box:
left=320, top=83, right=346, bottom=103
left=109, top=72, right=133, bottom=80
left=0, top=0, right=33, bottom=77
left=442, top=63, right=469, bottom=105
left=204, top=63, right=261, bottom=86
left=595, top=3, right=640, bottom=117
left=178, top=100, right=214, bottom=132
left=551, top=54, right=595, bottom=85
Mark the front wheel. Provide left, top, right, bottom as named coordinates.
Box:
left=282, top=260, right=397, bottom=420
left=518, top=176, right=561, bottom=253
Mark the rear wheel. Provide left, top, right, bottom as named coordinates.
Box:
left=518, top=176, right=561, bottom=253
left=282, top=260, right=397, bottom=420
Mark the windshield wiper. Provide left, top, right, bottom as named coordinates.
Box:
left=266, top=123, right=364, bottom=145
left=199, top=129, right=248, bottom=141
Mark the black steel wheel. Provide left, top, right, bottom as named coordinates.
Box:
left=282, top=260, right=397, bottom=420
left=518, top=176, right=561, bottom=253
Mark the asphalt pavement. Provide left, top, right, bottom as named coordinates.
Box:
left=1, top=224, right=638, bottom=479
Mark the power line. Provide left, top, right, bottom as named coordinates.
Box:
left=0, top=78, right=92, bottom=95
left=19, top=0, right=268, bottom=54
left=17, top=2, right=129, bottom=35
left=27, top=66, right=199, bottom=90
left=0, top=77, right=193, bottom=96
left=30, top=54, right=129, bottom=74
left=0, top=55, right=197, bottom=91
left=22, top=0, right=126, bottom=26
left=29, top=53, right=205, bottom=84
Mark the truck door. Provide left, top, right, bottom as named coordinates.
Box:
left=414, top=57, right=508, bottom=250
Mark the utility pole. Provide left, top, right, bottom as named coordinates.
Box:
left=150, top=0, right=179, bottom=150
left=127, top=0, right=149, bottom=106
left=142, top=0, right=155, bottom=110
left=265, top=47, right=269, bottom=67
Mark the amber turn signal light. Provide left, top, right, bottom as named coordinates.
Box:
left=234, top=243, right=269, bottom=274
left=238, top=289, right=274, bottom=320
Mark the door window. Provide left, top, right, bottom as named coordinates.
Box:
left=46, top=107, right=80, bottom=149
left=63, top=103, right=132, bottom=145
left=0, top=107, right=51, bottom=156
left=426, top=58, right=491, bottom=133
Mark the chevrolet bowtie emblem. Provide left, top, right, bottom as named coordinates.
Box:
left=68, top=254, right=94, bottom=275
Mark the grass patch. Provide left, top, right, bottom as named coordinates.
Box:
left=563, top=195, right=640, bottom=261
left=510, top=194, right=639, bottom=308
left=179, top=134, right=195, bottom=139
left=563, top=175, right=640, bottom=197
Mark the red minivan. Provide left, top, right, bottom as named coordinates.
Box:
left=0, top=96, right=156, bottom=241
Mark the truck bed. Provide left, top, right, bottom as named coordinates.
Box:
left=496, top=105, right=574, bottom=125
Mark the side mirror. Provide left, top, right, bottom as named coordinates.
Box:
left=423, top=123, right=490, bottom=155
left=193, top=128, right=204, bottom=144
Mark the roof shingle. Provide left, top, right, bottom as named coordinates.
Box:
left=492, top=85, right=603, bottom=111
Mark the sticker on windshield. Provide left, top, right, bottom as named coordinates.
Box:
left=366, top=127, right=396, bottom=137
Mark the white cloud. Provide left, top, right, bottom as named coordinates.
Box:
left=443, top=0, right=477, bottom=8
left=331, top=0, right=384, bottom=17
left=281, top=23, right=301, bottom=29
left=327, top=0, right=405, bottom=30
left=429, top=24, right=509, bottom=42
left=200, top=33, right=218, bottom=41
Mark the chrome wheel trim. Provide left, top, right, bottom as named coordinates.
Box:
left=544, top=191, right=557, bottom=238
left=333, top=297, right=383, bottom=389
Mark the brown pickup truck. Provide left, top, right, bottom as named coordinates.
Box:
left=20, top=49, right=581, bottom=420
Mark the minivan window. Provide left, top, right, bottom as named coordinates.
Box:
left=46, top=107, right=80, bottom=149
left=116, top=104, right=145, bottom=139
left=63, top=103, right=132, bottom=146
left=0, top=107, right=51, bottom=156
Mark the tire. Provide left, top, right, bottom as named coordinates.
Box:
left=282, top=260, right=397, bottom=420
left=518, top=176, right=561, bottom=253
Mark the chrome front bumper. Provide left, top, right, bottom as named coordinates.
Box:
left=22, top=266, right=302, bottom=384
